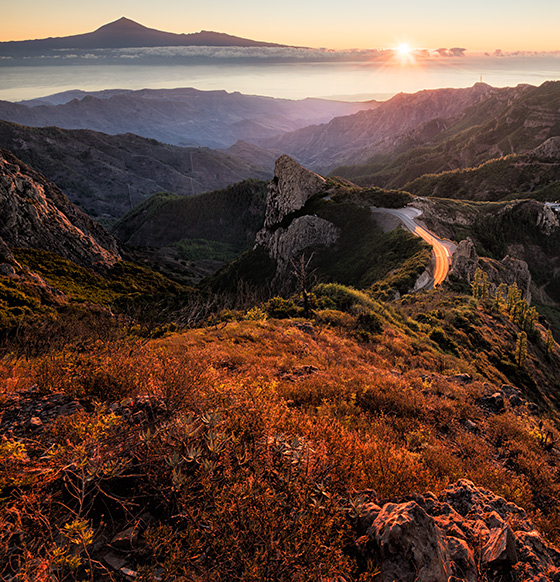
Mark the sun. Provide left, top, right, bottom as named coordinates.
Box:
left=397, top=43, right=411, bottom=56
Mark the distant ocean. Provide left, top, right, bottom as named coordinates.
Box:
left=1, top=53, right=559, bottom=102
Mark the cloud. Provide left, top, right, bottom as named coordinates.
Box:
left=431, top=47, right=466, bottom=57
left=113, top=45, right=390, bottom=61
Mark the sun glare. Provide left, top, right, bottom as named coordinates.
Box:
left=397, top=43, right=411, bottom=56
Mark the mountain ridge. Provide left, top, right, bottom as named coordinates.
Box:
left=258, top=83, right=530, bottom=173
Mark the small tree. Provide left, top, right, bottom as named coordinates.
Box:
left=291, top=253, right=316, bottom=318
left=516, top=331, right=528, bottom=367
left=506, top=283, right=522, bottom=313
left=495, top=283, right=508, bottom=311
left=546, top=329, right=555, bottom=359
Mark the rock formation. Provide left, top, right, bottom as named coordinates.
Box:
left=358, top=479, right=560, bottom=581
left=451, top=238, right=532, bottom=301
left=256, top=155, right=339, bottom=289
left=0, top=148, right=119, bottom=270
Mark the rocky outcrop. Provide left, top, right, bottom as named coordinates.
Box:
left=256, top=156, right=339, bottom=289
left=451, top=238, right=532, bottom=301
left=360, top=479, right=560, bottom=581
left=528, top=135, right=560, bottom=161
left=263, top=155, right=327, bottom=228
left=0, top=148, right=119, bottom=270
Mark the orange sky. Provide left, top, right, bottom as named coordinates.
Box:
left=2, top=1, right=560, bottom=52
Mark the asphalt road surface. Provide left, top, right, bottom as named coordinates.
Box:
left=372, top=206, right=456, bottom=288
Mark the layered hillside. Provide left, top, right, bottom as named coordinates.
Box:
left=333, top=81, right=560, bottom=189
left=0, top=87, right=377, bottom=149
left=0, top=121, right=275, bottom=220
left=403, top=136, right=560, bottom=202
left=260, top=83, right=527, bottom=171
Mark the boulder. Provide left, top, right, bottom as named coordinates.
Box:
left=358, top=479, right=560, bottom=581
left=478, top=392, right=505, bottom=413
left=481, top=523, right=518, bottom=569
left=368, top=501, right=451, bottom=582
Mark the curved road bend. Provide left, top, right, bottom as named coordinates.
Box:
left=372, top=207, right=457, bottom=289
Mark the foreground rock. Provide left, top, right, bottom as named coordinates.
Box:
left=360, top=479, right=560, bottom=581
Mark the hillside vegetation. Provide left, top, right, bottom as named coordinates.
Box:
left=2, top=276, right=560, bottom=580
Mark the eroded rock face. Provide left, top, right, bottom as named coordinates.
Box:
left=362, top=479, right=560, bottom=582
left=536, top=203, right=560, bottom=235
left=263, top=155, right=327, bottom=228
left=258, top=215, right=339, bottom=275
left=0, top=148, right=119, bottom=270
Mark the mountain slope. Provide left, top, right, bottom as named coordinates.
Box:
left=0, top=88, right=378, bottom=149
left=403, top=137, right=560, bottom=202
left=0, top=120, right=275, bottom=220
left=0, top=148, right=119, bottom=270
left=113, top=180, right=267, bottom=251
left=259, top=83, right=525, bottom=172
left=333, top=81, right=560, bottom=189
left=0, top=17, right=287, bottom=54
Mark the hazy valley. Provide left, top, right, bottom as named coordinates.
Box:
left=1, top=22, right=560, bottom=579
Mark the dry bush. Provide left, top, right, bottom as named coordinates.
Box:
left=3, top=304, right=560, bottom=579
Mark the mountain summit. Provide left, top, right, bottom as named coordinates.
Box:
left=0, top=17, right=288, bottom=54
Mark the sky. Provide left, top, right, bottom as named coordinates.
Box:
left=2, top=0, right=560, bottom=52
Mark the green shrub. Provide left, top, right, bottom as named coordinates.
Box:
left=429, top=327, right=459, bottom=355
left=265, top=296, right=304, bottom=319
left=314, top=283, right=378, bottom=313
left=357, top=310, right=383, bottom=335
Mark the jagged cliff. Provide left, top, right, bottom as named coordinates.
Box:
left=0, top=148, right=119, bottom=271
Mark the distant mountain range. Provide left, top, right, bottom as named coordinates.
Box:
left=0, top=17, right=289, bottom=55
left=0, top=87, right=378, bottom=149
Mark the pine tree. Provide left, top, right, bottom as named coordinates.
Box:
left=471, top=268, right=483, bottom=299
left=516, top=331, right=528, bottom=367
left=506, top=283, right=521, bottom=314
left=495, top=283, right=507, bottom=311
left=481, top=271, right=489, bottom=300
left=546, top=329, right=555, bottom=359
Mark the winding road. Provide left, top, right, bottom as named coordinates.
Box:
left=372, top=206, right=457, bottom=290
